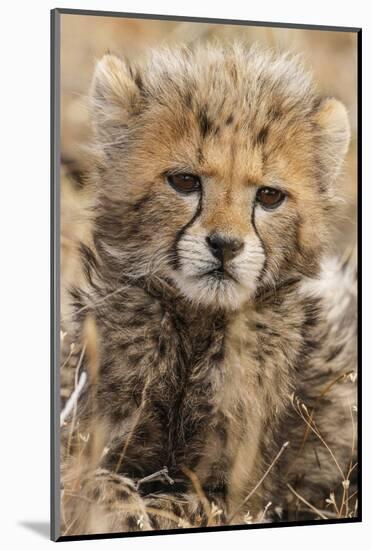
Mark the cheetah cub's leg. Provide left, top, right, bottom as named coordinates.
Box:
left=62, top=468, right=152, bottom=535
left=143, top=492, right=226, bottom=530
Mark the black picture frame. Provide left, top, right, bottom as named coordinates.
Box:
left=51, top=8, right=362, bottom=542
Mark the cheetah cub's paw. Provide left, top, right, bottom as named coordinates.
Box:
left=63, top=468, right=152, bottom=535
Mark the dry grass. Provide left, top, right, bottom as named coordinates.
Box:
left=60, top=321, right=358, bottom=533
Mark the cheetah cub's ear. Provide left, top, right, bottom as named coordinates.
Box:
left=314, top=97, right=351, bottom=184
left=90, top=54, right=140, bottom=141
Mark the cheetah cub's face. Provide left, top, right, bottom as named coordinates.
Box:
left=91, top=45, right=350, bottom=310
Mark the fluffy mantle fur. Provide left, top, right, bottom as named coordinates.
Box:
left=60, top=43, right=357, bottom=535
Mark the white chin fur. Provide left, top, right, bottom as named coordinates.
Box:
left=172, top=273, right=253, bottom=310
left=170, top=234, right=265, bottom=310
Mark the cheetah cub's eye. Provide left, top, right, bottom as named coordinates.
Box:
left=167, top=173, right=201, bottom=194
left=256, top=186, right=286, bottom=210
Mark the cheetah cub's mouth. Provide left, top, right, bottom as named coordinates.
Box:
left=166, top=173, right=269, bottom=310
left=172, top=226, right=266, bottom=311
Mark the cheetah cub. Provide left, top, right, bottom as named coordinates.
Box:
left=61, top=43, right=357, bottom=535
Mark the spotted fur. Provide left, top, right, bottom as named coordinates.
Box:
left=61, top=43, right=357, bottom=535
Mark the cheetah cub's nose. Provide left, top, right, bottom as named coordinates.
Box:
left=206, top=234, right=244, bottom=263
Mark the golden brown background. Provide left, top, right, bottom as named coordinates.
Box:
left=60, top=14, right=358, bottom=309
